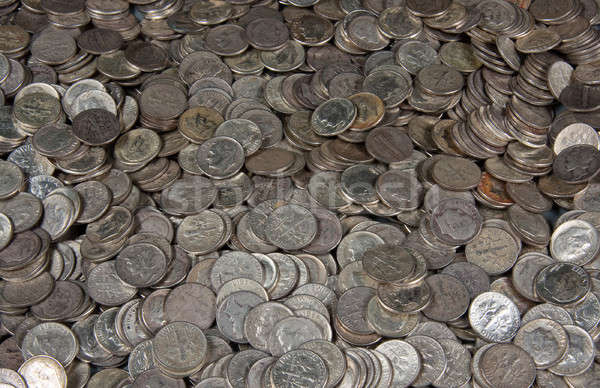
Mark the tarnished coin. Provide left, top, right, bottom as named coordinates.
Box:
left=441, top=261, right=490, bottom=299
left=246, top=18, right=289, bottom=51
left=0, top=213, right=12, bottom=252
left=210, top=251, right=263, bottom=290
left=178, top=106, right=224, bottom=144
left=430, top=198, right=482, bottom=245
left=395, top=41, right=440, bottom=75
left=165, top=283, right=216, bottom=329
left=205, top=24, right=248, bottom=57
left=340, top=164, right=380, bottom=204
left=366, top=126, right=414, bottom=164
left=362, top=68, right=412, bottom=108
left=72, top=109, right=120, bottom=146
left=554, top=145, right=600, bottom=184
left=160, top=175, right=217, bottom=216
left=522, top=303, right=573, bottom=326
left=512, top=253, right=554, bottom=302
left=31, top=30, right=77, bottom=65
left=508, top=204, right=551, bottom=246
left=432, top=157, right=481, bottom=191
left=268, top=316, right=324, bottom=356
left=422, top=274, right=470, bottom=322
left=289, top=14, right=334, bottom=46
left=244, top=302, right=294, bottom=353
left=366, top=296, right=419, bottom=338
left=77, top=28, right=123, bottom=55
left=465, top=225, right=520, bottom=275
left=496, top=35, right=521, bottom=71
left=115, top=243, right=167, bottom=288
left=535, top=262, right=590, bottom=305
left=337, top=286, right=377, bottom=336
left=114, top=128, right=161, bottom=166
left=479, top=344, right=536, bottom=388
left=515, top=29, right=561, bottom=54
left=124, top=41, right=168, bottom=72
left=404, top=335, right=446, bottom=386
left=0, top=161, right=24, bottom=200
left=94, top=308, right=131, bottom=356
left=336, top=230, right=385, bottom=268
left=378, top=7, right=422, bottom=40
left=347, top=92, right=385, bottom=131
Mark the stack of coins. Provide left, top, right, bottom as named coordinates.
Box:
left=41, top=0, right=90, bottom=29
left=87, top=0, right=140, bottom=41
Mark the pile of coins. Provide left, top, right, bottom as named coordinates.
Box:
left=1, top=0, right=600, bottom=386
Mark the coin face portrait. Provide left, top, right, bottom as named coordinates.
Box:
left=207, top=144, right=228, bottom=168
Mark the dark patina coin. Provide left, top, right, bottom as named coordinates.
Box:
left=72, top=109, right=120, bottom=146
left=553, top=144, right=600, bottom=184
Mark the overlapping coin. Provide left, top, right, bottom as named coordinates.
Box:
left=0, top=0, right=599, bottom=387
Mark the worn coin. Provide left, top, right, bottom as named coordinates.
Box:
left=375, top=340, right=421, bottom=387
left=549, top=325, right=595, bottom=376
left=535, top=262, right=590, bottom=305
left=513, top=318, right=568, bottom=369
left=196, top=136, right=245, bottom=179
left=479, top=343, right=536, bottom=388
left=422, top=274, right=470, bottom=322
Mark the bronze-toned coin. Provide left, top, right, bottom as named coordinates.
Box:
left=0, top=25, right=30, bottom=54
left=347, top=92, right=385, bottom=131
left=178, top=106, right=224, bottom=144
